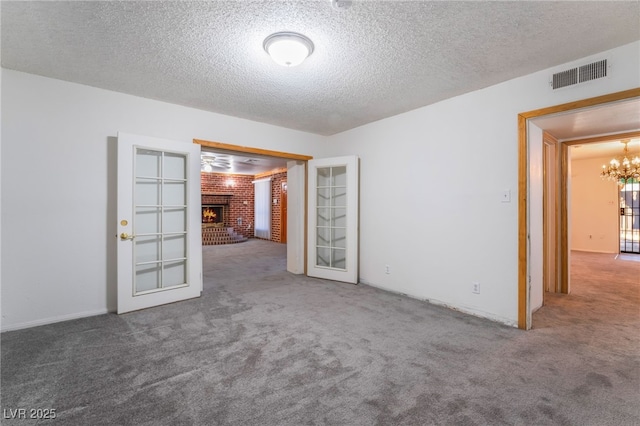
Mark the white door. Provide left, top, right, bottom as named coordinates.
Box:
left=307, top=156, right=359, bottom=283
left=117, top=132, right=202, bottom=314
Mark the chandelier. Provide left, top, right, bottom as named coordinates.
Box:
left=600, top=139, right=640, bottom=186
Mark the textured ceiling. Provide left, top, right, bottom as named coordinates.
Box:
left=201, top=149, right=287, bottom=175
left=2, top=1, right=639, bottom=135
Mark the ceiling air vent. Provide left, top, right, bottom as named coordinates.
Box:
left=551, top=59, right=608, bottom=90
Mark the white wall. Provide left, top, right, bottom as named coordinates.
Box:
left=1, top=70, right=326, bottom=331
left=2, top=40, right=639, bottom=331
left=570, top=155, right=619, bottom=253
left=325, top=41, right=640, bottom=326
left=0, top=65, right=3, bottom=326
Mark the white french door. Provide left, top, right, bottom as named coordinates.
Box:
left=307, top=156, right=359, bottom=283
left=117, top=132, right=202, bottom=314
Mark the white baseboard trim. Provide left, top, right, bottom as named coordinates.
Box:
left=359, top=279, right=518, bottom=328
left=1, top=309, right=110, bottom=333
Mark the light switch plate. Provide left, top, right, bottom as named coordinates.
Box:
left=501, top=190, right=511, bottom=203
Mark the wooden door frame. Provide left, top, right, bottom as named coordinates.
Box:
left=194, top=139, right=313, bottom=162
left=518, top=88, right=640, bottom=329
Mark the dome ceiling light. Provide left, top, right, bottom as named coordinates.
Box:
left=263, top=32, right=314, bottom=67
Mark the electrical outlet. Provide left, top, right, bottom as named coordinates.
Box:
left=385, top=265, right=391, bottom=274
left=472, top=282, right=480, bottom=294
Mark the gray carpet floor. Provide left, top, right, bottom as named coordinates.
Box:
left=1, top=240, right=638, bottom=425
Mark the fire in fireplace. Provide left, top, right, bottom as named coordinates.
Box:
left=202, top=205, right=224, bottom=224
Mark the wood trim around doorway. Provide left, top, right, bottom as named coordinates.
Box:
left=193, top=139, right=313, bottom=161
left=517, top=87, right=640, bottom=330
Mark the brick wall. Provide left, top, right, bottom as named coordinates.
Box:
left=201, top=170, right=288, bottom=243
left=201, top=173, right=254, bottom=238
left=269, top=171, right=287, bottom=243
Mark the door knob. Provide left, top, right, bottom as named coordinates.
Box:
left=120, top=233, right=135, bottom=240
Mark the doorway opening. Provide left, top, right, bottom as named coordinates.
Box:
left=518, top=88, right=640, bottom=330
left=565, top=137, right=640, bottom=256
left=193, top=138, right=312, bottom=284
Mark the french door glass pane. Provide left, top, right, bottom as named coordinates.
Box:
left=136, top=207, right=161, bottom=234
left=164, top=153, right=186, bottom=180
left=163, top=260, right=187, bottom=288
left=136, top=236, right=161, bottom=264
left=135, top=179, right=160, bottom=205
left=317, top=188, right=330, bottom=207
left=134, top=148, right=189, bottom=294
left=317, top=168, right=331, bottom=186
left=332, top=228, right=346, bottom=249
left=332, top=187, right=347, bottom=207
left=164, top=208, right=186, bottom=233
left=315, top=166, right=347, bottom=270
left=331, top=249, right=346, bottom=269
left=163, top=181, right=186, bottom=205
left=317, top=208, right=330, bottom=226
left=317, top=247, right=330, bottom=267
left=136, top=150, right=161, bottom=177
left=332, top=166, right=347, bottom=186
left=136, top=263, right=161, bottom=292
left=317, top=227, right=330, bottom=246
left=163, top=234, right=186, bottom=260
left=333, top=208, right=347, bottom=227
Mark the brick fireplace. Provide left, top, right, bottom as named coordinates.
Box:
left=200, top=171, right=287, bottom=243
left=201, top=193, right=246, bottom=245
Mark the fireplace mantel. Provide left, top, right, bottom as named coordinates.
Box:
left=202, top=193, right=233, bottom=206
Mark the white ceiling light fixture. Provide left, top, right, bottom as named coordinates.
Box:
left=263, top=32, right=314, bottom=67
left=201, top=157, right=214, bottom=173
left=201, top=153, right=232, bottom=172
